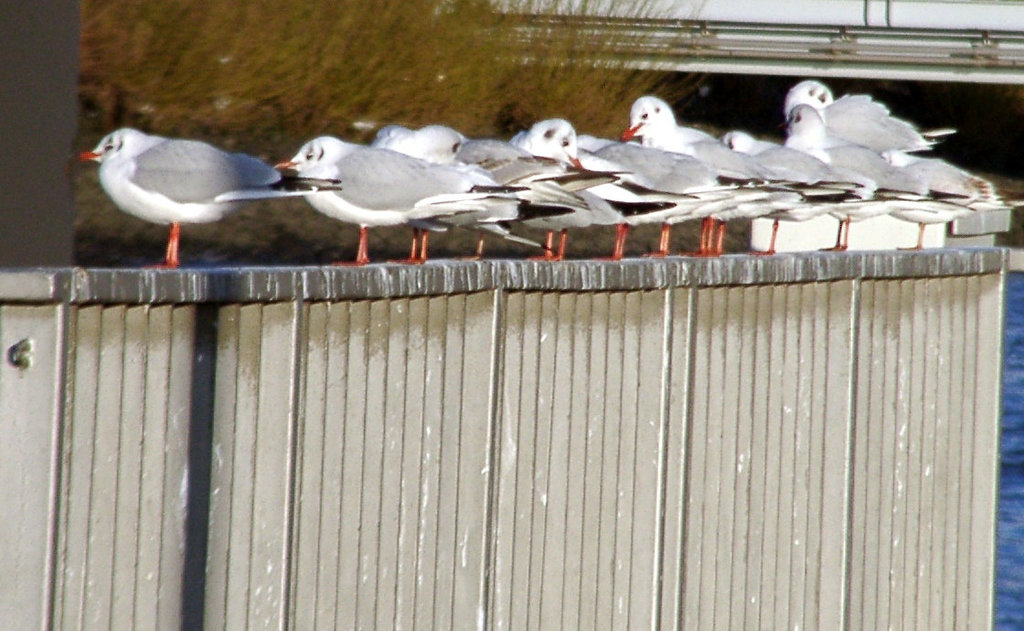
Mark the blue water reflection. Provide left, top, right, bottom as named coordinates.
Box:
left=998, top=272, right=1024, bottom=629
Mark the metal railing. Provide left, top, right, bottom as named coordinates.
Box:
left=0, top=250, right=1005, bottom=630
left=508, top=13, right=1024, bottom=83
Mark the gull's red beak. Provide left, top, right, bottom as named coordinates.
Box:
left=78, top=150, right=101, bottom=162
left=274, top=160, right=298, bottom=170
left=569, top=157, right=583, bottom=169
left=620, top=124, right=642, bottom=142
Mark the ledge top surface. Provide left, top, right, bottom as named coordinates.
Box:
left=0, top=249, right=1009, bottom=304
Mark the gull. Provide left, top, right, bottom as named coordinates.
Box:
left=620, top=95, right=716, bottom=147
left=370, top=124, right=571, bottom=257
left=513, top=118, right=707, bottom=259
left=588, top=140, right=745, bottom=256
left=725, top=129, right=876, bottom=253
left=620, top=96, right=794, bottom=254
left=785, top=104, right=957, bottom=250
left=883, top=150, right=1008, bottom=249
left=79, top=127, right=341, bottom=268
left=521, top=119, right=801, bottom=258
left=783, top=79, right=955, bottom=154
left=724, top=130, right=872, bottom=195
left=720, top=130, right=780, bottom=156
left=372, top=124, right=464, bottom=164
left=456, top=133, right=620, bottom=260
left=373, top=123, right=607, bottom=197
left=620, top=96, right=770, bottom=179
left=374, top=126, right=620, bottom=258
left=278, top=136, right=527, bottom=264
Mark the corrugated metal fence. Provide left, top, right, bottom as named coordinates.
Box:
left=0, top=250, right=1005, bottom=630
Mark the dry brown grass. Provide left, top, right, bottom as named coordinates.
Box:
left=78, top=0, right=692, bottom=140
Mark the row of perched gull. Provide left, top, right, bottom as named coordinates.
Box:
left=80, top=79, right=1014, bottom=268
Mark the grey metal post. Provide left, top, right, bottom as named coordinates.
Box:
left=0, top=2, right=78, bottom=266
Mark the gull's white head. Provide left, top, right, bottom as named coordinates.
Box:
left=783, top=104, right=831, bottom=161
left=278, top=136, right=355, bottom=177
left=722, top=130, right=778, bottom=156
left=785, top=104, right=827, bottom=141
left=511, top=118, right=582, bottom=168
left=621, top=95, right=676, bottom=142
left=372, top=125, right=413, bottom=146
left=722, top=130, right=757, bottom=154
left=373, top=124, right=464, bottom=164
left=783, top=80, right=834, bottom=117
left=79, top=128, right=161, bottom=163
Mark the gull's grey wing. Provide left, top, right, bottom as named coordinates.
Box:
left=902, top=157, right=1002, bottom=208
left=828, top=145, right=928, bottom=196
left=456, top=138, right=531, bottom=166
left=687, top=140, right=773, bottom=182
left=594, top=142, right=719, bottom=193
left=827, top=95, right=933, bottom=153
left=130, top=139, right=280, bottom=203
left=332, top=148, right=477, bottom=210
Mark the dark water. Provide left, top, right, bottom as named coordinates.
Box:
left=998, top=273, right=1024, bottom=629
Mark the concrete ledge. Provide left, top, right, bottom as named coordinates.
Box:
left=1008, top=248, right=1024, bottom=271
left=0, top=248, right=1008, bottom=304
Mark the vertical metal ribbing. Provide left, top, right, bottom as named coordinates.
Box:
left=282, top=297, right=306, bottom=631
left=290, top=300, right=327, bottom=631
left=44, top=304, right=71, bottom=631
left=566, top=291, right=595, bottom=631
left=181, top=304, right=217, bottom=631
left=658, top=287, right=694, bottom=631
left=204, top=304, right=240, bottom=631
left=285, top=293, right=497, bottom=630
left=483, top=286, right=506, bottom=631
left=924, top=275, right=955, bottom=630
left=58, top=305, right=100, bottom=631
left=675, top=281, right=858, bottom=631
left=906, top=276, right=938, bottom=630
left=203, top=301, right=299, bottom=631
left=652, top=287, right=675, bottom=631
left=845, top=273, right=1004, bottom=631
left=681, top=286, right=712, bottom=631
left=49, top=305, right=194, bottom=631
left=0, top=304, right=66, bottom=631
left=967, top=273, right=1003, bottom=627
left=741, top=286, right=771, bottom=631
left=14, top=256, right=1005, bottom=631
left=393, top=296, right=428, bottom=631
left=488, top=290, right=671, bottom=631
left=840, top=278, right=862, bottom=631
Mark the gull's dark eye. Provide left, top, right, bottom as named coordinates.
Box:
left=452, top=142, right=461, bottom=153
left=818, top=93, right=827, bottom=104
left=561, top=138, right=570, bottom=148
left=305, top=151, right=315, bottom=161
left=641, top=112, right=648, bottom=120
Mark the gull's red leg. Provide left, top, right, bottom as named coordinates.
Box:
left=333, top=226, right=371, bottom=266
left=157, top=222, right=180, bottom=269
